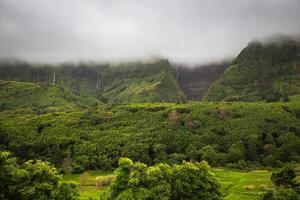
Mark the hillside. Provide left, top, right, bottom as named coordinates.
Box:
left=0, top=59, right=186, bottom=103
left=1, top=80, right=299, bottom=172
left=205, top=39, right=300, bottom=102
left=0, top=80, right=101, bottom=112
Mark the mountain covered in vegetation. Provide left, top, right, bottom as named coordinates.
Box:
left=205, top=39, right=300, bottom=102
left=0, top=59, right=186, bottom=104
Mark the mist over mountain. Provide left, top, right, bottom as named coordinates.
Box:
left=1, top=34, right=300, bottom=103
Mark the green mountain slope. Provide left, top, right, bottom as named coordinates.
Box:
left=205, top=39, right=300, bottom=102
left=0, top=59, right=186, bottom=103
left=0, top=80, right=100, bottom=113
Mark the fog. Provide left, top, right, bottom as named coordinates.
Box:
left=0, top=0, right=300, bottom=64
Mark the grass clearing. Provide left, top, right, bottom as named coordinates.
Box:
left=63, top=171, right=112, bottom=200
left=63, top=168, right=273, bottom=200
left=213, top=168, right=272, bottom=200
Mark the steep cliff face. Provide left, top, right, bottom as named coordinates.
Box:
left=205, top=39, right=300, bottom=102
left=0, top=59, right=186, bottom=103
left=175, top=62, right=229, bottom=100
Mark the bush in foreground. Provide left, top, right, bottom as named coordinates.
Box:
left=0, top=151, right=79, bottom=200
left=105, top=158, right=221, bottom=200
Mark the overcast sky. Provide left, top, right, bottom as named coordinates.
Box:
left=0, top=0, right=300, bottom=64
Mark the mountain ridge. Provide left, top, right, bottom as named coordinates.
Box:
left=205, top=39, right=300, bottom=102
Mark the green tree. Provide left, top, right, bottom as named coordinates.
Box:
left=185, top=144, right=200, bottom=161
left=276, top=133, right=300, bottom=162
left=107, top=158, right=221, bottom=200
left=0, top=151, right=79, bottom=200
left=271, top=165, right=299, bottom=188
left=263, top=155, right=276, bottom=167
left=108, top=158, right=134, bottom=199
left=246, top=135, right=259, bottom=161
left=263, top=165, right=300, bottom=200
left=152, top=144, right=168, bottom=163
left=228, top=141, right=246, bottom=163
left=171, top=161, right=221, bottom=200
left=200, top=145, right=218, bottom=166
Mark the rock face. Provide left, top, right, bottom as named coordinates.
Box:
left=175, top=62, right=229, bottom=100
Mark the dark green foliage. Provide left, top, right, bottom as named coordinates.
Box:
left=0, top=151, right=79, bottom=200
left=227, top=141, right=246, bottom=163
left=263, top=155, right=276, bottom=167
left=263, top=189, right=300, bottom=200
left=271, top=165, right=299, bottom=188
left=199, top=145, right=218, bottom=166
left=107, top=158, right=221, bottom=200
left=263, top=165, right=300, bottom=200
left=205, top=39, right=300, bottom=102
left=171, top=161, right=221, bottom=200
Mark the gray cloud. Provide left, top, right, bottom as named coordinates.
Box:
left=0, top=0, right=300, bottom=64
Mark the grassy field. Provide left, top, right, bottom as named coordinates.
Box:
left=62, top=168, right=273, bottom=200
left=213, top=168, right=272, bottom=200
left=63, top=171, right=112, bottom=200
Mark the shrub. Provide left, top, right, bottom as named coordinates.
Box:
left=238, top=160, right=247, bottom=169
left=244, top=185, right=255, bottom=190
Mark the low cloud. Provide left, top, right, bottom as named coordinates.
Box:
left=0, top=0, right=299, bottom=64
